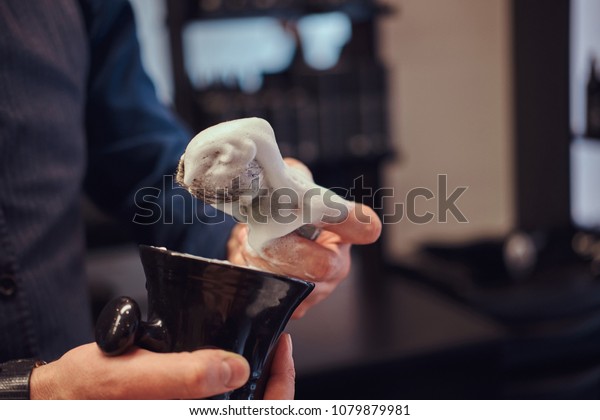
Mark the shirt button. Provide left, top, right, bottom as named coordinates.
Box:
left=0, top=274, right=17, bottom=297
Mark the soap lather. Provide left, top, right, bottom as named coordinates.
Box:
left=176, top=118, right=351, bottom=251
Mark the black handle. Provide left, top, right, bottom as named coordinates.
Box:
left=95, top=296, right=171, bottom=356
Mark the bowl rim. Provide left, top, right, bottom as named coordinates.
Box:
left=140, top=245, right=315, bottom=290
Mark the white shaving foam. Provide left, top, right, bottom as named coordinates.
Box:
left=180, top=117, right=351, bottom=251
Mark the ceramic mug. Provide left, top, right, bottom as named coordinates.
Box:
left=94, top=245, right=314, bottom=399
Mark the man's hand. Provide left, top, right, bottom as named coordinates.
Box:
left=227, top=158, right=382, bottom=318
left=30, top=338, right=294, bottom=399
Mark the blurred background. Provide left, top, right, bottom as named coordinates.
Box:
left=86, top=0, right=600, bottom=398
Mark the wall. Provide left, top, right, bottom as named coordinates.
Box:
left=377, top=0, right=514, bottom=259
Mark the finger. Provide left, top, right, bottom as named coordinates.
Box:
left=227, top=223, right=249, bottom=267
left=117, top=348, right=250, bottom=399
left=101, top=348, right=250, bottom=400
left=246, top=231, right=351, bottom=283
left=282, top=158, right=380, bottom=244
left=319, top=202, right=382, bottom=245
left=283, top=157, right=314, bottom=181
left=264, top=334, right=295, bottom=400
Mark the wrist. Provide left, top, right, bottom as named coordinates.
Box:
left=29, top=361, right=55, bottom=400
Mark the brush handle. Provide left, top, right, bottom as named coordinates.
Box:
left=95, top=296, right=171, bottom=356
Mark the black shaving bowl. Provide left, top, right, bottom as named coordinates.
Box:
left=94, top=245, right=313, bottom=399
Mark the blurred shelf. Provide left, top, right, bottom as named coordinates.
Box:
left=174, top=0, right=391, bottom=22
left=190, top=69, right=391, bottom=166
left=167, top=0, right=392, bottom=166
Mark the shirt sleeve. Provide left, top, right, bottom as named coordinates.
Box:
left=81, top=0, right=235, bottom=259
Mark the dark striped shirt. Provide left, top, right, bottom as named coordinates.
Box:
left=0, top=0, right=234, bottom=362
